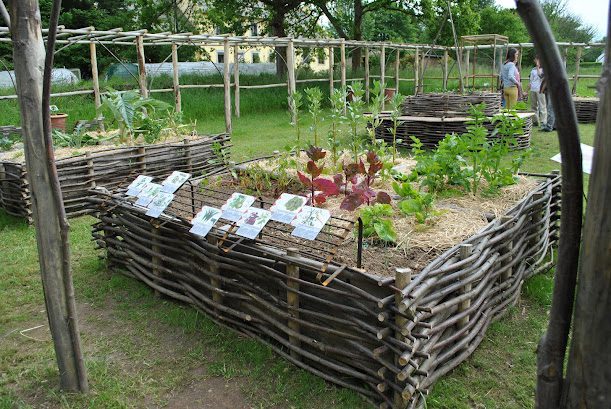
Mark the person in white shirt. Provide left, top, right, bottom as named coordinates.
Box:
left=529, top=56, right=547, bottom=127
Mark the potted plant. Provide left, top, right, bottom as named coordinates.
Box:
left=50, top=105, right=68, bottom=131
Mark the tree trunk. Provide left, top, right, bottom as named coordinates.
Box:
left=560, top=8, right=611, bottom=408
left=9, top=0, right=88, bottom=393
left=270, top=12, right=287, bottom=76
left=351, top=0, right=363, bottom=72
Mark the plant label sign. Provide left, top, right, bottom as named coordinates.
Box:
left=135, top=183, right=163, bottom=207
left=161, top=171, right=192, bottom=193
left=221, top=193, right=256, bottom=222
left=270, top=193, right=307, bottom=223
left=291, top=206, right=330, bottom=241
left=236, top=207, right=272, bottom=240
left=126, top=175, right=153, bottom=197
left=189, top=206, right=222, bottom=238
left=145, top=192, right=174, bottom=218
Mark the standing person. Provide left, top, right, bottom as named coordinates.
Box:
left=529, top=56, right=547, bottom=128
left=500, top=48, right=523, bottom=109
left=541, top=73, right=555, bottom=132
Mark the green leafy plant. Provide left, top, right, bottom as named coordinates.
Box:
left=387, top=91, right=404, bottom=163
left=364, top=80, right=385, bottom=146
left=288, top=91, right=304, bottom=144
left=305, top=87, right=324, bottom=146
left=360, top=204, right=396, bottom=243
left=297, top=146, right=340, bottom=206
left=327, top=88, right=345, bottom=166
left=345, top=82, right=366, bottom=162
left=99, top=88, right=170, bottom=144
left=392, top=181, right=435, bottom=224
left=410, top=134, right=467, bottom=194
left=340, top=151, right=392, bottom=211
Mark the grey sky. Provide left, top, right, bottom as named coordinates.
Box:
left=496, top=0, right=609, bottom=40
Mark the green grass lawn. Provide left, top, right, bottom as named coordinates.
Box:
left=0, top=98, right=596, bottom=409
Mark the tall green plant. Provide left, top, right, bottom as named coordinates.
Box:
left=364, top=80, right=386, bottom=146
left=387, top=91, right=404, bottom=163
left=99, top=88, right=169, bottom=144
left=305, top=87, right=324, bottom=146
left=288, top=91, right=304, bottom=144
left=328, top=88, right=345, bottom=166
left=346, top=82, right=366, bottom=162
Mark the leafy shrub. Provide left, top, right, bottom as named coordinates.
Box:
left=360, top=204, right=396, bottom=243
left=340, top=151, right=392, bottom=211
left=297, top=146, right=340, bottom=206
left=392, top=181, right=435, bottom=224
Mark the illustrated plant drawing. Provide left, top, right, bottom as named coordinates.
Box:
left=284, top=196, right=304, bottom=211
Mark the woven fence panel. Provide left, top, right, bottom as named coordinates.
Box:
left=401, top=93, right=503, bottom=117
left=573, top=97, right=598, bottom=123
left=91, top=173, right=560, bottom=408
left=0, top=134, right=230, bottom=222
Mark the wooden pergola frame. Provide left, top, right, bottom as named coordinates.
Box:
left=0, top=25, right=606, bottom=134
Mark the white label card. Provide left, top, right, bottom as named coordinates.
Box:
left=270, top=193, right=307, bottom=224
left=145, top=192, right=175, bottom=218
left=126, top=175, right=153, bottom=197
left=189, top=206, right=222, bottom=238
left=236, top=207, right=272, bottom=239
left=161, top=171, right=192, bottom=193
left=135, top=183, right=163, bottom=206
left=221, top=193, right=256, bottom=222
left=291, top=206, right=331, bottom=241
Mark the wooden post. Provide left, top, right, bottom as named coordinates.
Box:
left=10, top=0, right=88, bottom=392
left=328, top=46, right=334, bottom=95
left=517, top=45, right=524, bottom=75
left=364, top=47, right=370, bottom=101
left=530, top=192, right=545, bottom=253
left=287, top=39, right=297, bottom=122
left=380, top=45, right=386, bottom=108
left=135, top=35, right=148, bottom=98
left=340, top=39, right=346, bottom=114
left=491, top=39, right=498, bottom=92
left=464, top=49, right=470, bottom=92
left=572, top=46, right=583, bottom=95
left=223, top=38, right=232, bottom=134
left=501, top=215, right=514, bottom=281
left=137, top=146, right=146, bottom=172
left=208, top=236, right=223, bottom=307
left=442, top=49, right=449, bottom=92
left=563, top=46, right=569, bottom=68
left=151, top=224, right=161, bottom=298
left=413, top=48, right=419, bottom=96
left=171, top=43, right=181, bottom=113
left=233, top=45, right=240, bottom=118
left=85, top=152, right=95, bottom=189
left=457, top=244, right=473, bottom=328
left=393, top=267, right=411, bottom=408
left=287, top=248, right=300, bottom=360
left=183, top=138, right=192, bottom=173
left=89, top=42, right=101, bottom=110
left=394, top=49, right=400, bottom=94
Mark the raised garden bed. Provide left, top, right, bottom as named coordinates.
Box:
left=90, top=162, right=560, bottom=407
left=0, top=134, right=230, bottom=221
left=401, top=92, right=502, bottom=117
left=573, top=96, right=598, bottom=123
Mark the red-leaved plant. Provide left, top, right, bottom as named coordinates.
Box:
left=340, top=151, right=392, bottom=211
left=297, top=146, right=340, bottom=206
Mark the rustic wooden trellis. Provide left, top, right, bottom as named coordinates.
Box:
left=90, top=171, right=561, bottom=408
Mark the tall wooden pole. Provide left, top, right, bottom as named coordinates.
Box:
left=171, top=43, right=181, bottom=113
left=394, top=49, right=400, bottom=94
left=287, top=39, right=297, bottom=123
left=136, top=35, right=148, bottom=98
left=571, top=46, right=583, bottom=95
left=233, top=45, right=240, bottom=118
left=413, top=48, right=419, bottom=96
left=340, top=39, right=346, bottom=114
left=364, top=47, right=370, bottom=101
left=442, top=49, right=449, bottom=91
left=89, top=42, right=101, bottom=110
left=10, top=0, right=88, bottom=392
left=380, top=45, right=385, bottom=108
left=223, top=38, right=232, bottom=134
left=328, top=46, right=334, bottom=95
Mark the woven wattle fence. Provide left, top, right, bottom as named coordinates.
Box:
left=91, top=172, right=560, bottom=408
left=573, top=97, right=599, bottom=123
left=0, top=134, right=230, bottom=222
left=401, top=92, right=503, bottom=117
left=374, top=113, right=533, bottom=150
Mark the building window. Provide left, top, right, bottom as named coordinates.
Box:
left=251, top=24, right=258, bottom=36
left=217, top=51, right=224, bottom=64
left=252, top=52, right=260, bottom=63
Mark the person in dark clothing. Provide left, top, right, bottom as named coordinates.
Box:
left=540, top=73, right=555, bottom=131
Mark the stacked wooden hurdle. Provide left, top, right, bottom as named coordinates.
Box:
left=0, top=134, right=230, bottom=222
left=92, top=171, right=560, bottom=408
left=573, top=97, right=599, bottom=123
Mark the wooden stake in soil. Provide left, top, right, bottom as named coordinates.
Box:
left=208, top=236, right=223, bottom=307
left=287, top=39, right=297, bottom=122
left=85, top=152, right=95, bottom=189
left=234, top=45, right=240, bottom=118
left=151, top=224, right=162, bottom=298
left=137, top=146, right=146, bottom=172
left=223, top=38, right=232, bottom=134
left=287, top=248, right=301, bottom=360
left=394, top=267, right=412, bottom=408
left=380, top=45, right=386, bottom=109
left=442, top=50, right=449, bottom=92
left=328, top=46, right=334, bottom=95
left=571, top=46, right=583, bottom=95
left=413, top=48, right=419, bottom=96
left=457, top=244, right=473, bottom=328
left=171, top=43, right=181, bottom=113
left=500, top=215, right=514, bottom=281
left=365, top=47, right=370, bottom=101
left=340, top=39, right=346, bottom=114
left=136, top=35, right=148, bottom=98
left=395, top=49, right=400, bottom=94
left=183, top=138, right=192, bottom=173
left=89, top=42, right=101, bottom=110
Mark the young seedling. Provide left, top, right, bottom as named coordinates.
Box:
left=364, top=80, right=386, bottom=147
left=288, top=91, right=304, bottom=144
left=305, top=87, right=324, bottom=146
left=345, top=82, right=366, bottom=162
left=392, top=181, right=435, bottom=224
left=360, top=203, right=396, bottom=243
